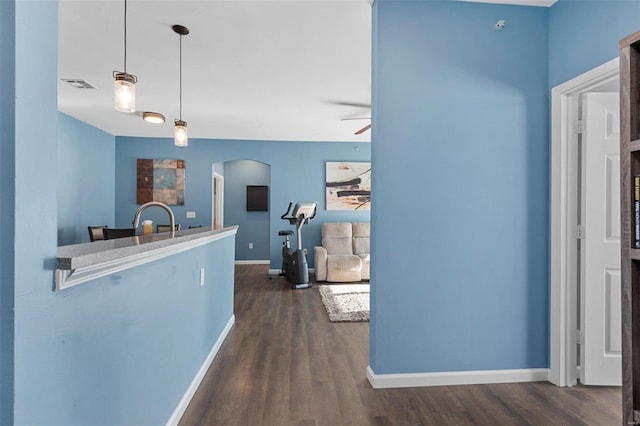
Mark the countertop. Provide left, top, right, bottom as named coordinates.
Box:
left=55, top=226, right=239, bottom=291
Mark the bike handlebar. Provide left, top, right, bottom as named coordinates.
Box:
left=281, top=201, right=293, bottom=220
left=281, top=201, right=317, bottom=222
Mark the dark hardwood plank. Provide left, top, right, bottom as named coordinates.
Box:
left=179, top=265, right=621, bottom=426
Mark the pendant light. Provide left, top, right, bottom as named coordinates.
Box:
left=142, top=111, right=165, bottom=124
left=113, top=0, right=137, bottom=112
left=173, top=24, right=189, bottom=147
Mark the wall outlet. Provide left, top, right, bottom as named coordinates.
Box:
left=199, top=267, right=205, bottom=286
left=248, top=243, right=253, bottom=249
left=186, top=211, right=196, bottom=219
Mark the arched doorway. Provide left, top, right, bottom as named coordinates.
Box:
left=216, top=159, right=271, bottom=263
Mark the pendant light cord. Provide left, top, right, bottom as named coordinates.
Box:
left=179, top=34, right=182, bottom=120
left=123, top=0, right=127, bottom=74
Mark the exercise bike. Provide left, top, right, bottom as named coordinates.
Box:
left=278, top=201, right=317, bottom=289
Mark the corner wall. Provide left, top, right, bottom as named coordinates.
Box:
left=18, top=238, right=235, bottom=425
left=12, top=0, right=59, bottom=422
left=8, top=2, right=238, bottom=424
left=371, top=0, right=549, bottom=374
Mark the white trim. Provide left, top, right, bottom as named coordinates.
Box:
left=366, top=366, right=549, bottom=389
left=166, top=314, right=235, bottom=426
left=550, top=57, right=619, bottom=387
left=235, top=260, right=270, bottom=265
left=55, top=227, right=238, bottom=291
left=460, top=0, right=557, bottom=7
left=212, top=169, right=224, bottom=230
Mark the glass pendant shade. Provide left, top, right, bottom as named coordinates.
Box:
left=174, top=120, right=188, bottom=147
left=114, top=73, right=136, bottom=112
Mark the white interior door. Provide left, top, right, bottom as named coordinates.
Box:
left=581, top=92, right=621, bottom=386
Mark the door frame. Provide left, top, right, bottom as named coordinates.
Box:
left=550, top=57, right=619, bottom=387
left=212, top=170, right=224, bottom=230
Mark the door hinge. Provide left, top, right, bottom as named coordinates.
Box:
left=577, top=225, right=585, bottom=239
left=576, top=119, right=583, bottom=134
left=575, top=330, right=584, bottom=345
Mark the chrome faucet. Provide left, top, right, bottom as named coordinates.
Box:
left=132, top=201, right=176, bottom=235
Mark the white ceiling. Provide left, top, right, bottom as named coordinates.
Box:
left=58, top=0, right=373, bottom=142
left=58, top=0, right=556, bottom=143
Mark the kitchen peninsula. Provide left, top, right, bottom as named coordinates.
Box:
left=56, top=226, right=238, bottom=291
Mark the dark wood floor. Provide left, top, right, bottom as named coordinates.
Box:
left=179, top=265, right=621, bottom=426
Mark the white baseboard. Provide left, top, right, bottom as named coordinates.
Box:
left=235, top=260, right=270, bottom=265
left=268, top=268, right=315, bottom=276
left=366, top=366, right=550, bottom=389
left=166, top=315, right=235, bottom=426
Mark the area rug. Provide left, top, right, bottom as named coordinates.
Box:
left=318, top=284, right=370, bottom=322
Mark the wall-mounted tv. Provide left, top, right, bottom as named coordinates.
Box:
left=247, top=185, right=269, bottom=211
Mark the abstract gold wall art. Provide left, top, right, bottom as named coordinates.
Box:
left=325, top=161, right=371, bottom=211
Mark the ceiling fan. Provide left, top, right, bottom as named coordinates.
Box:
left=341, top=117, right=371, bottom=135
left=327, top=100, right=372, bottom=135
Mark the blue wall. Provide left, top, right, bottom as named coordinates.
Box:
left=224, top=160, right=271, bottom=261
left=545, top=0, right=640, bottom=383
left=7, top=0, right=639, bottom=423
left=549, top=0, right=640, bottom=88
left=12, top=0, right=59, bottom=422
left=6, top=3, right=236, bottom=424
left=0, top=1, right=15, bottom=423
left=371, top=1, right=549, bottom=374
left=115, top=137, right=371, bottom=268
left=17, top=237, right=235, bottom=425
left=58, top=112, right=116, bottom=245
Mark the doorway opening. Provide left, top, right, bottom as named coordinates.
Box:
left=550, top=58, right=620, bottom=387
left=212, top=170, right=224, bottom=230
left=215, top=160, right=271, bottom=264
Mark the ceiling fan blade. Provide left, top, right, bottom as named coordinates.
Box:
left=355, top=123, right=372, bottom=135
left=327, top=100, right=371, bottom=109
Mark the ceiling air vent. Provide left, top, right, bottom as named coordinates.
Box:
left=61, top=79, right=96, bottom=89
